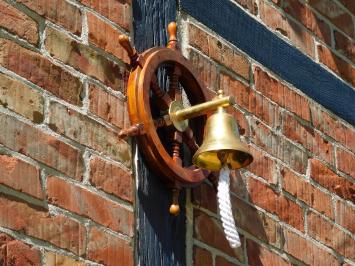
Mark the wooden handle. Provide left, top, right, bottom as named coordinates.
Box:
left=118, top=34, right=136, bottom=59
left=167, top=22, right=178, bottom=49
left=169, top=188, right=180, bottom=216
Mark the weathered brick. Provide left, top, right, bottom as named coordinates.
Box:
left=87, top=12, right=129, bottom=63
left=246, top=145, right=277, bottom=184
left=49, top=101, right=131, bottom=166
left=0, top=154, right=43, bottom=200
left=248, top=178, right=304, bottom=231
left=230, top=170, right=249, bottom=199
left=335, top=200, right=355, bottom=234
left=336, top=148, right=355, bottom=177
left=47, top=176, right=133, bottom=236
left=232, top=196, right=280, bottom=246
left=310, top=104, right=355, bottom=152
left=308, top=211, right=354, bottom=260
left=0, top=39, right=83, bottom=106
left=192, top=181, right=217, bottom=213
left=309, top=0, right=353, bottom=38
left=282, top=0, right=331, bottom=45
left=215, top=256, right=235, bottom=266
left=230, top=108, right=249, bottom=137
left=334, top=31, right=355, bottom=62
left=90, top=156, right=133, bottom=203
left=0, top=112, right=84, bottom=180
left=0, top=1, right=38, bottom=45
left=339, top=0, right=355, bottom=15
left=80, top=0, right=131, bottom=31
left=0, top=233, right=41, bottom=266
left=87, top=227, right=133, bottom=266
left=232, top=0, right=258, bottom=14
left=0, top=195, right=86, bottom=255
left=220, top=73, right=280, bottom=128
left=310, top=159, right=354, bottom=202
left=188, top=48, right=219, bottom=91
left=188, top=23, right=250, bottom=80
left=247, top=239, right=291, bottom=266
left=318, top=45, right=355, bottom=86
left=250, top=119, right=308, bottom=174
left=283, top=229, right=339, bottom=266
left=194, top=210, right=244, bottom=261
left=45, top=28, right=127, bottom=91
left=254, top=67, right=310, bottom=121
left=45, top=252, right=84, bottom=266
left=193, top=246, right=212, bottom=266
left=0, top=73, right=44, bottom=123
left=18, top=0, right=82, bottom=35
left=259, top=0, right=315, bottom=57
left=283, top=112, right=334, bottom=164
left=89, top=84, right=127, bottom=129
left=281, top=167, right=333, bottom=218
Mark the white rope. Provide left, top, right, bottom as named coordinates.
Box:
left=217, top=165, right=241, bottom=248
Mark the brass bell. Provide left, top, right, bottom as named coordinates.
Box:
left=192, top=107, right=253, bottom=171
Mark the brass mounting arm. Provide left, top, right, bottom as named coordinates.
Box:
left=169, top=90, right=235, bottom=132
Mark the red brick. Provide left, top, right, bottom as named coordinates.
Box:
left=230, top=170, right=249, bottom=199
left=283, top=112, right=334, bottom=164
left=247, top=239, right=291, bottom=266
left=0, top=233, right=41, bottom=266
left=282, top=167, right=333, bottom=218
left=80, top=0, right=131, bottom=31
left=215, top=256, right=235, bottom=266
left=220, top=73, right=281, bottom=128
left=87, top=227, right=133, bottom=266
left=188, top=48, right=219, bottom=91
left=336, top=200, right=355, bottom=234
left=49, top=102, right=131, bottom=166
left=339, top=0, right=355, bottom=14
left=188, top=23, right=250, bottom=80
left=318, top=45, right=355, bottom=86
left=309, top=0, right=353, bottom=38
left=310, top=159, right=354, bottom=202
left=193, top=246, right=212, bottom=266
left=0, top=1, right=38, bottom=45
left=232, top=0, right=258, bottom=14
left=254, top=67, right=310, bottom=121
left=192, top=181, right=217, bottom=213
left=283, top=229, right=338, bottom=266
left=336, top=148, right=355, bottom=177
left=45, top=28, right=127, bottom=91
left=282, top=0, right=331, bottom=45
left=90, top=156, right=133, bottom=203
left=0, top=154, right=43, bottom=200
left=230, top=108, right=249, bottom=137
left=0, top=39, right=83, bottom=106
left=0, top=195, right=86, bottom=255
left=246, top=145, right=277, bottom=184
left=45, top=253, right=84, bottom=266
left=259, top=0, right=315, bottom=57
left=0, top=73, right=44, bottom=123
left=89, top=84, right=127, bottom=129
left=308, top=211, right=354, bottom=260
left=232, top=196, right=280, bottom=246
left=250, top=119, right=308, bottom=174
left=194, top=210, right=244, bottom=261
left=87, top=12, right=129, bottom=63
left=248, top=178, right=304, bottom=231
left=47, top=176, right=133, bottom=236
left=310, top=104, right=355, bottom=152
left=0, top=112, right=84, bottom=180
left=18, top=0, right=81, bottom=35
left=334, top=31, right=355, bottom=62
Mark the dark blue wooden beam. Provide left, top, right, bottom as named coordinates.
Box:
left=180, top=0, right=355, bottom=125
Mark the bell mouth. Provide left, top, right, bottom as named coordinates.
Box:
left=192, top=149, right=253, bottom=171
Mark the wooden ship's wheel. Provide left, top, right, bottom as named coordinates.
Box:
left=118, top=22, right=214, bottom=214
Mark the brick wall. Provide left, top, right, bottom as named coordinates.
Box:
left=0, top=0, right=133, bottom=265
left=182, top=1, right=355, bottom=265
left=0, top=0, right=354, bottom=266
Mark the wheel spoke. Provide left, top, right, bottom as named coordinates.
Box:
left=172, top=131, right=183, bottom=165
left=151, top=74, right=172, bottom=110
left=168, top=64, right=182, bottom=101
left=182, top=127, right=199, bottom=154
left=153, top=115, right=171, bottom=129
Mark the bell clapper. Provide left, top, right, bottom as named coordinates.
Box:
left=217, top=153, right=241, bottom=248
